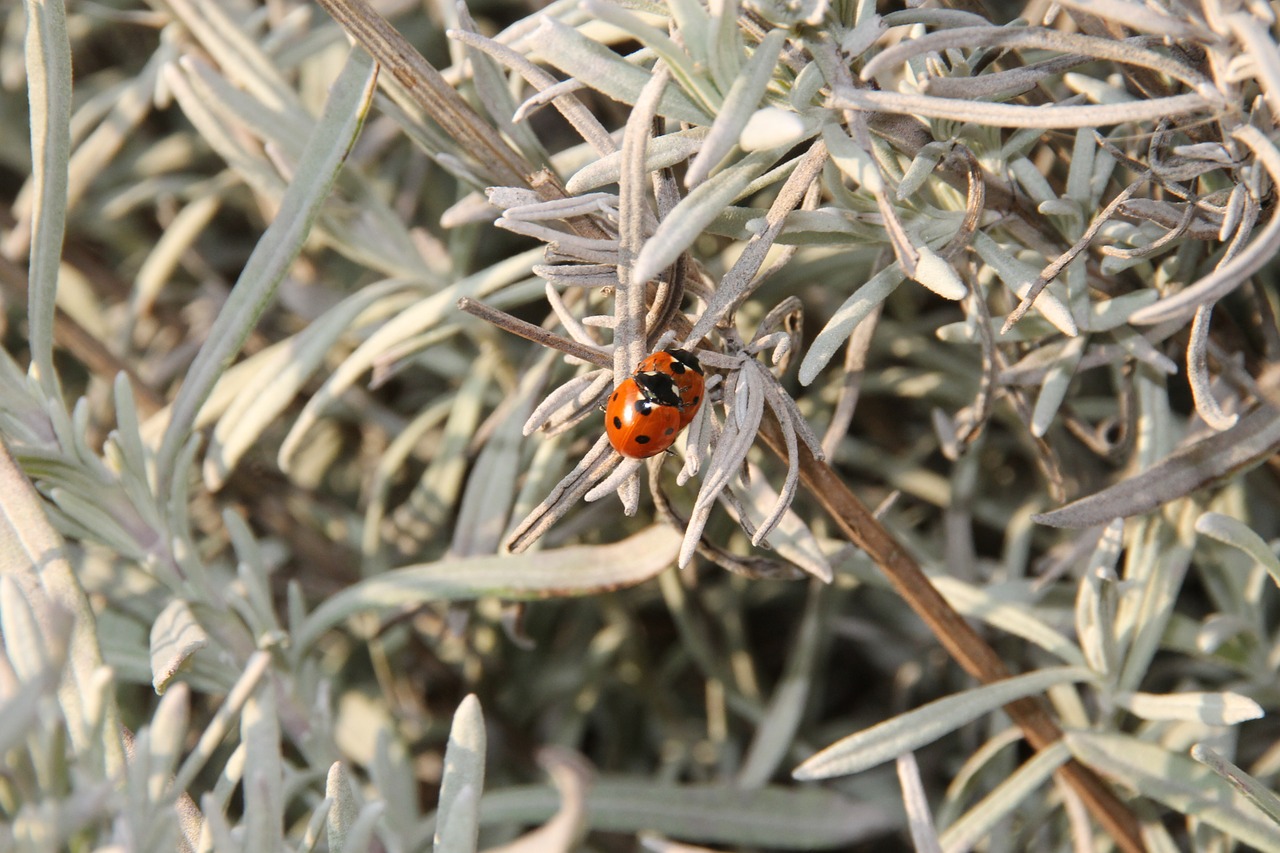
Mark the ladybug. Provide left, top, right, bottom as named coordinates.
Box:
left=637, top=348, right=704, bottom=428
left=605, top=370, right=685, bottom=458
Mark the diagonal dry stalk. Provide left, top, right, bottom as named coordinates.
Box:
left=313, top=0, right=532, bottom=189
left=755, top=413, right=1146, bottom=853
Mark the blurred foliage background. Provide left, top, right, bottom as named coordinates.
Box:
left=3, top=0, right=1280, bottom=850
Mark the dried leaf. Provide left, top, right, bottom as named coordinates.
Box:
left=1034, top=405, right=1280, bottom=528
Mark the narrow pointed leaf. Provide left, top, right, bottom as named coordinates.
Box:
left=296, top=525, right=680, bottom=648
left=20, top=0, right=73, bottom=395
left=1192, top=744, right=1280, bottom=827
left=1195, top=511, right=1280, bottom=588
left=435, top=695, right=486, bottom=853
left=632, top=147, right=785, bottom=285
left=937, top=741, right=1071, bottom=852
left=461, top=782, right=902, bottom=848
left=326, top=763, right=360, bottom=853
left=686, top=29, right=787, bottom=186
left=799, top=264, right=904, bottom=385
left=931, top=578, right=1087, bottom=666
left=794, top=667, right=1092, bottom=780
left=1114, top=690, right=1263, bottom=725
left=146, top=683, right=191, bottom=800
left=533, top=17, right=711, bottom=125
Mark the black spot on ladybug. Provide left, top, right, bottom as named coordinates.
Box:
left=691, top=395, right=699, bottom=405
left=635, top=434, right=651, bottom=444
left=612, top=416, right=622, bottom=429
left=635, top=402, right=651, bottom=416
left=664, top=427, right=674, bottom=435
left=671, top=363, right=686, bottom=374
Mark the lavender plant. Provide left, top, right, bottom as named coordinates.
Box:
left=3, top=0, right=1280, bottom=850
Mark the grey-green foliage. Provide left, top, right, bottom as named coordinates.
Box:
left=3, top=0, right=1280, bottom=850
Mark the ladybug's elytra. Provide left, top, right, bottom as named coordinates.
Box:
left=605, top=370, right=685, bottom=458
left=637, top=348, right=704, bottom=428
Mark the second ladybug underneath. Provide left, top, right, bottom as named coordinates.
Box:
left=637, top=348, right=705, bottom=428
left=605, top=348, right=704, bottom=459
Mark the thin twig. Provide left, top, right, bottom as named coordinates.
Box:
left=1132, top=124, right=1280, bottom=325
left=445, top=27, right=616, bottom=157
left=939, top=144, right=986, bottom=261
left=1101, top=197, right=1197, bottom=259
left=457, top=297, right=611, bottom=368
left=683, top=139, right=829, bottom=348
left=1002, top=175, right=1149, bottom=333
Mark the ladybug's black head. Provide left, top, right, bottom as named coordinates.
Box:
left=634, top=370, right=683, bottom=408
left=665, top=348, right=703, bottom=375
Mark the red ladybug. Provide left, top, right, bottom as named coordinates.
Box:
left=605, top=370, right=684, bottom=458
left=637, top=348, right=704, bottom=428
